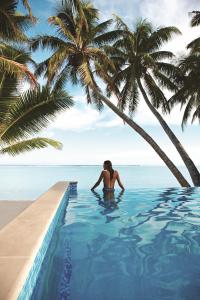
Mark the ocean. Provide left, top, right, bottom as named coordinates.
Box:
left=0, top=165, right=194, bottom=200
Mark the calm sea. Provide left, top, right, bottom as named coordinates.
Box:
left=0, top=165, right=194, bottom=200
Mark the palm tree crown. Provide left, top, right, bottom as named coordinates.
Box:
left=104, top=18, right=181, bottom=114
left=30, top=0, right=122, bottom=108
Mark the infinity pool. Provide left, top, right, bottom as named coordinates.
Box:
left=31, top=188, right=200, bottom=300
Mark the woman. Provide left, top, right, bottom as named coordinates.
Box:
left=91, top=160, right=125, bottom=191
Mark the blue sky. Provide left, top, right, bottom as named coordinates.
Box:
left=1, top=0, right=200, bottom=165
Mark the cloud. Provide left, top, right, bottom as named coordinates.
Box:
left=139, top=0, right=200, bottom=55
left=49, top=94, right=124, bottom=131
left=49, top=106, right=101, bottom=131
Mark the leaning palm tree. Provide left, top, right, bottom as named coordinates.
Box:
left=104, top=18, right=200, bottom=186
left=30, top=0, right=190, bottom=187
left=0, top=81, right=73, bottom=156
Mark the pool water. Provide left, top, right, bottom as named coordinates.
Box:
left=31, top=188, right=200, bottom=300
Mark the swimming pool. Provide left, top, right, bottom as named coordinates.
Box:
left=30, top=188, right=200, bottom=300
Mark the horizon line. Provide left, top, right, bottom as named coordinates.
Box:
left=0, top=164, right=194, bottom=167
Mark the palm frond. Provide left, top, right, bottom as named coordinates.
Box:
left=153, top=70, right=177, bottom=92
left=156, top=62, right=181, bottom=79
left=151, top=51, right=174, bottom=61
left=187, top=37, right=200, bottom=53
left=190, top=11, right=200, bottom=27
left=128, top=81, right=139, bottom=117
left=119, top=67, right=136, bottom=111
left=94, top=62, right=120, bottom=99
left=91, top=89, right=104, bottom=111
left=88, top=47, right=115, bottom=70
left=114, top=15, right=130, bottom=31
left=77, top=60, right=99, bottom=90
left=48, top=16, right=76, bottom=42
left=94, top=30, right=124, bottom=46
left=0, top=137, right=62, bottom=156
left=181, top=96, right=195, bottom=128
left=0, top=86, right=73, bottom=142
left=30, top=35, right=71, bottom=51
left=192, top=104, right=200, bottom=123
left=0, top=0, right=31, bottom=41
left=144, top=73, right=167, bottom=110
left=0, top=56, right=36, bottom=84
left=146, top=27, right=181, bottom=52
left=85, top=85, right=92, bottom=103
left=22, top=0, right=35, bottom=21
left=93, top=19, right=113, bottom=35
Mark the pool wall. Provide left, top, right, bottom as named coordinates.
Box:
left=0, top=181, right=72, bottom=300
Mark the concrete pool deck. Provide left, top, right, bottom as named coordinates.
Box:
left=0, top=201, right=34, bottom=230
left=0, top=181, right=69, bottom=300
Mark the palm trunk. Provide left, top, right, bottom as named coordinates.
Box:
left=137, top=78, right=200, bottom=187
left=98, top=93, right=190, bottom=187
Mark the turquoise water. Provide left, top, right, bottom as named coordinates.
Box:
left=31, top=188, right=200, bottom=300
left=0, top=165, right=193, bottom=200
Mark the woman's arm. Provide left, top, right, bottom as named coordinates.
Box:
left=91, top=171, right=104, bottom=190
left=116, top=172, right=125, bottom=190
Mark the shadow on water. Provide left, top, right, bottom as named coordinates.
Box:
left=91, top=190, right=124, bottom=223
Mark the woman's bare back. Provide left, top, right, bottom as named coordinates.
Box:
left=103, top=170, right=119, bottom=189
left=91, top=162, right=125, bottom=191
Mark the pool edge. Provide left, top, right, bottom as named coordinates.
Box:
left=0, top=181, right=70, bottom=300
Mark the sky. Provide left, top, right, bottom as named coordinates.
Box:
left=1, top=0, right=200, bottom=166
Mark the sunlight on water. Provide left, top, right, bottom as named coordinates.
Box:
left=31, top=188, right=200, bottom=300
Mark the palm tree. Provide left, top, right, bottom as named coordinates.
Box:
left=169, top=11, right=200, bottom=135
left=30, top=0, right=190, bottom=187
left=0, top=0, right=36, bottom=83
left=0, top=0, right=75, bottom=155
left=0, top=81, right=73, bottom=156
left=103, top=18, right=200, bottom=186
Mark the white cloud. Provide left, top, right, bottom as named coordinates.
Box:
left=139, top=0, right=200, bottom=56
left=49, top=94, right=124, bottom=131
left=49, top=106, right=102, bottom=131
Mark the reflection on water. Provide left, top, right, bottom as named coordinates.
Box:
left=31, top=188, right=200, bottom=300
left=91, top=190, right=124, bottom=221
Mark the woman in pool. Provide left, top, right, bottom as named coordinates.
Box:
left=91, top=160, right=125, bottom=191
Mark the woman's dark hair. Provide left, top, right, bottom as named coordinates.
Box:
left=104, top=160, right=114, bottom=179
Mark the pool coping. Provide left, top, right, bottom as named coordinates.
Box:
left=0, top=181, right=70, bottom=300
